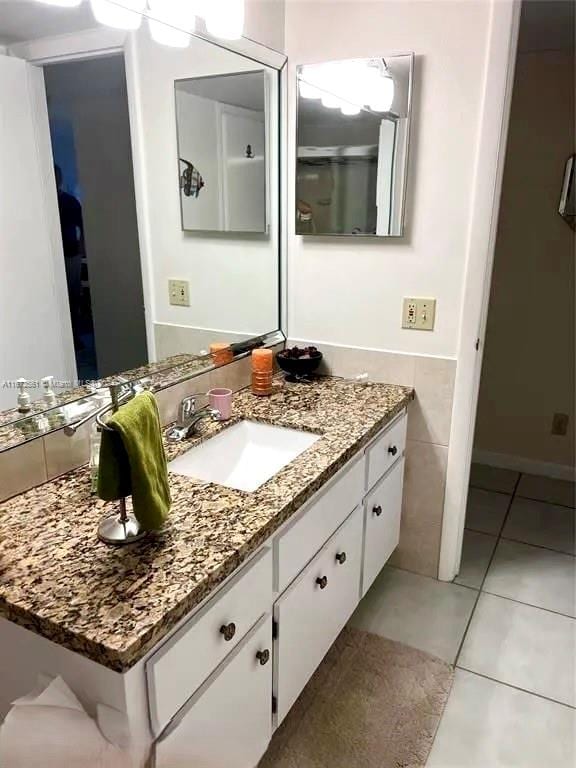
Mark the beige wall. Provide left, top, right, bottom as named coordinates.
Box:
left=474, top=46, right=575, bottom=472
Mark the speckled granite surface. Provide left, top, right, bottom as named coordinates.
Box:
left=0, top=377, right=412, bottom=672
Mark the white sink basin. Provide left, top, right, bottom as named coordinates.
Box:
left=168, top=420, right=321, bottom=492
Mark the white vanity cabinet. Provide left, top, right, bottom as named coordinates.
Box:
left=273, top=504, right=363, bottom=724
left=362, top=457, right=405, bottom=596
left=155, top=614, right=273, bottom=768
left=149, top=409, right=407, bottom=766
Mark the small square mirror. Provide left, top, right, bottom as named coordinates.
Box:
left=296, top=53, right=414, bottom=237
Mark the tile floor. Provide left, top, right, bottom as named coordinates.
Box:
left=350, top=464, right=576, bottom=767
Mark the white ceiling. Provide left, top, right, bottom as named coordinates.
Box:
left=0, top=0, right=97, bottom=45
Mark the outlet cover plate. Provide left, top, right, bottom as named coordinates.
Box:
left=402, top=297, right=436, bottom=331
left=169, top=279, right=190, bottom=307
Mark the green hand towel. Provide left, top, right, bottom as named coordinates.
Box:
left=97, top=391, right=171, bottom=532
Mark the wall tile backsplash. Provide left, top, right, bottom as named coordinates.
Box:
left=290, top=340, right=457, bottom=578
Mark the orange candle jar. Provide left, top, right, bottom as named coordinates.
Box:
left=210, top=343, right=233, bottom=366
left=251, top=349, right=273, bottom=395
left=251, top=348, right=273, bottom=372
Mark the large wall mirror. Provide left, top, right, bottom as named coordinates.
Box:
left=296, top=54, right=414, bottom=237
left=0, top=0, right=284, bottom=445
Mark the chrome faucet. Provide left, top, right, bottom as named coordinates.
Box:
left=166, top=395, right=220, bottom=441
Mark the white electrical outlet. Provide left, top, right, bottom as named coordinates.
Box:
left=169, top=279, right=190, bottom=307
left=402, top=297, right=436, bottom=331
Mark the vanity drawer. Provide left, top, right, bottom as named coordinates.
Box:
left=366, top=412, right=407, bottom=491
left=147, top=547, right=273, bottom=737
left=275, top=456, right=364, bottom=593
left=274, top=505, right=363, bottom=725
left=362, top=457, right=405, bottom=596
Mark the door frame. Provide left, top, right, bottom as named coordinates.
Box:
left=438, top=0, right=522, bottom=581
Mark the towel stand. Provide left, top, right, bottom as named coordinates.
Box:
left=97, top=383, right=148, bottom=546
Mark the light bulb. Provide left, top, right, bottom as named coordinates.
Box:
left=299, top=80, right=321, bottom=100
left=90, top=0, right=145, bottom=30
left=368, top=75, right=394, bottom=112
left=148, top=0, right=195, bottom=47
left=35, top=0, right=82, bottom=6
left=321, top=93, right=344, bottom=110
left=205, top=0, right=244, bottom=40
left=340, top=103, right=361, bottom=116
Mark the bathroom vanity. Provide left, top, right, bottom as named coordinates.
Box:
left=0, top=377, right=412, bottom=767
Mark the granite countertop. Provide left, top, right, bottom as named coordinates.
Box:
left=0, top=377, right=413, bottom=673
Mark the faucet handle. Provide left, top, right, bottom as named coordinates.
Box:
left=179, top=395, right=196, bottom=422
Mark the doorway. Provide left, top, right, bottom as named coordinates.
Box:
left=44, top=53, right=148, bottom=381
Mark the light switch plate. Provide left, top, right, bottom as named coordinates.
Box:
left=402, top=297, right=436, bottom=331
left=169, top=279, right=190, bottom=307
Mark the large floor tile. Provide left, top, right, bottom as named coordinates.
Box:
left=484, top=539, right=576, bottom=617
left=350, top=566, right=477, bottom=664
left=458, top=593, right=575, bottom=706
left=427, top=669, right=575, bottom=768
left=465, top=488, right=511, bottom=535
left=469, top=463, right=519, bottom=494
left=517, top=473, right=575, bottom=508
left=454, top=530, right=497, bottom=589
left=502, top=497, right=575, bottom=555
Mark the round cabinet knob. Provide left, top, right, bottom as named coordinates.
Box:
left=388, top=445, right=398, bottom=456
left=316, top=576, right=328, bottom=590
left=373, top=505, right=383, bottom=517
left=256, top=649, right=270, bottom=666
left=220, top=622, right=236, bottom=641
left=335, top=552, right=347, bottom=565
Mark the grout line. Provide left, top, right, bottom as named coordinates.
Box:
left=464, top=525, right=500, bottom=538
left=453, top=472, right=522, bottom=668
left=479, top=590, right=576, bottom=621
left=498, top=534, right=575, bottom=559
left=469, top=484, right=515, bottom=496
left=456, top=667, right=576, bottom=710
left=514, top=492, right=576, bottom=511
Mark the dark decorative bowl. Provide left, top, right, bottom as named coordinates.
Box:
left=276, top=347, right=323, bottom=378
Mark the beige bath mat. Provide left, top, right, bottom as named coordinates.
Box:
left=260, top=627, right=454, bottom=768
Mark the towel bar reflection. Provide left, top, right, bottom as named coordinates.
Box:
left=96, top=383, right=148, bottom=546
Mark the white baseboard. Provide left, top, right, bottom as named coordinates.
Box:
left=473, top=449, right=575, bottom=482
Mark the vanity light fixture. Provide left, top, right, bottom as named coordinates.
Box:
left=299, top=59, right=395, bottom=116
left=35, top=0, right=82, bottom=6
left=147, top=0, right=195, bottom=47
left=35, top=0, right=245, bottom=42
left=204, top=0, right=245, bottom=40
left=90, top=0, right=145, bottom=30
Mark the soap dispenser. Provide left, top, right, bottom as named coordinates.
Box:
left=42, top=376, right=58, bottom=408
left=17, top=378, right=31, bottom=414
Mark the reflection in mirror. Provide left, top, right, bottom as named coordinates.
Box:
left=175, top=71, right=267, bottom=233
left=0, top=1, right=283, bottom=429
left=296, top=54, right=414, bottom=237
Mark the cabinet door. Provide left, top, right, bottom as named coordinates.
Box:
left=274, top=506, right=363, bottom=725
left=362, top=457, right=404, bottom=596
left=155, top=615, right=272, bottom=768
